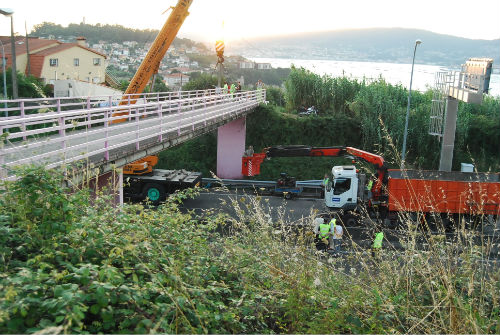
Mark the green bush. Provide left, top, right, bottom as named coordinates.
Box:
left=0, top=69, right=49, bottom=99
left=182, top=73, right=218, bottom=91
left=265, top=86, right=286, bottom=107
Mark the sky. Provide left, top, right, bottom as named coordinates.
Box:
left=1, top=0, right=499, bottom=44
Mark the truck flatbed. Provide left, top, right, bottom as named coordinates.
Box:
left=124, top=169, right=202, bottom=203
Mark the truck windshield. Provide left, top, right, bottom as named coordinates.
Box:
left=333, top=178, right=351, bottom=195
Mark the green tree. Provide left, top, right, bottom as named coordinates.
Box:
left=0, top=69, right=48, bottom=99
left=182, top=73, right=218, bottom=91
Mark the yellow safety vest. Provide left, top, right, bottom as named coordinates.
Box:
left=319, top=223, right=330, bottom=239
left=373, top=232, right=384, bottom=249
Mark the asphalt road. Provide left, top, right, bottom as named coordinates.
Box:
left=181, top=188, right=326, bottom=225
left=180, top=188, right=500, bottom=259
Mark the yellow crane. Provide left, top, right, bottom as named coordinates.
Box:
left=113, top=0, right=194, bottom=124
left=116, top=0, right=193, bottom=175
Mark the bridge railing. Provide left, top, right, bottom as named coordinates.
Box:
left=0, top=89, right=266, bottom=179
left=0, top=88, right=222, bottom=118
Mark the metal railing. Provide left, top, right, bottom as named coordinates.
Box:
left=0, top=88, right=266, bottom=179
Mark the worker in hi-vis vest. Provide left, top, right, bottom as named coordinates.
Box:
left=313, top=217, right=334, bottom=251
left=322, top=174, right=329, bottom=197
left=323, top=174, right=329, bottom=187
left=371, top=231, right=384, bottom=257
left=366, top=178, right=374, bottom=199
left=230, top=83, right=236, bottom=97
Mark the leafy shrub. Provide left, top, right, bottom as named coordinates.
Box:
left=182, top=73, right=218, bottom=91
left=265, top=86, right=286, bottom=107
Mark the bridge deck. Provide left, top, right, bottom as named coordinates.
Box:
left=0, top=89, right=264, bottom=180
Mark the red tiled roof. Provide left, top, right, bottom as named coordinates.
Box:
left=29, top=54, right=45, bottom=78
left=32, top=43, right=107, bottom=58
left=0, top=36, right=60, bottom=56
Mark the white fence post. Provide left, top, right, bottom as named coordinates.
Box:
left=57, top=99, right=66, bottom=151
left=177, top=100, right=181, bottom=136
left=20, top=101, right=27, bottom=141
left=158, top=102, right=163, bottom=142
left=87, top=97, right=91, bottom=129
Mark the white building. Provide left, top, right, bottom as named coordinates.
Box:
left=239, top=61, right=255, bottom=69
left=256, top=63, right=272, bottom=70
left=164, top=73, right=190, bottom=87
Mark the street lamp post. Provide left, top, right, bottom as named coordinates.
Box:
left=0, top=8, right=17, bottom=100
left=0, top=40, right=8, bottom=115
left=401, top=39, right=422, bottom=168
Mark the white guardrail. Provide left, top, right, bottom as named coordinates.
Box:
left=0, top=89, right=266, bottom=179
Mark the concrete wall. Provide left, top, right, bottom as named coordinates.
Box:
left=54, top=79, right=122, bottom=98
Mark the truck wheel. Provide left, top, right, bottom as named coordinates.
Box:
left=342, top=213, right=358, bottom=227
left=142, top=183, right=166, bottom=204
left=284, top=192, right=292, bottom=200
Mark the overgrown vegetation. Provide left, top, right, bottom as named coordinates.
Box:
left=0, top=69, right=51, bottom=99
left=1, top=166, right=499, bottom=333
left=162, top=66, right=499, bottom=178
left=283, top=66, right=499, bottom=171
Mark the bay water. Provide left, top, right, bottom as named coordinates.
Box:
left=250, top=57, right=500, bottom=97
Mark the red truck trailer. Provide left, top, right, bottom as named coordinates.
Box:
left=387, top=169, right=500, bottom=217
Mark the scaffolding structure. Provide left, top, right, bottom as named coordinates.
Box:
left=429, top=71, right=454, bottom=137
left=428, top=58, right=492, bottom=171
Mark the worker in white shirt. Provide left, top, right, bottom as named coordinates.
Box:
left=332, top=223, right=343, bottom=253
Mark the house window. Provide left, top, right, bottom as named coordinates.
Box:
left=93, top=58, right=101, bottom=66
left=74, top=58, right=80, bottom=66
left=49, top=58, right=58, bottom=67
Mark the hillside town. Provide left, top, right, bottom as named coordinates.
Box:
left=0, top=33, right=273, bottom=96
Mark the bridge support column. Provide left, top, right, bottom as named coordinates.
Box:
left=88, top=169, right=123, bottom=206
left=217, top=117, right=246, bottom=179
left=439, top=97, right=459, bottom=172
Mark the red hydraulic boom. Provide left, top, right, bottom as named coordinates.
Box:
left=242, top=145, right=387, bottom=199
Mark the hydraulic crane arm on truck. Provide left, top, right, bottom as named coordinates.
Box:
left=242, top=145, right=387, bottom=200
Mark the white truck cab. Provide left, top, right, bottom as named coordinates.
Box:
left=324, top=165, right=359, bottom=209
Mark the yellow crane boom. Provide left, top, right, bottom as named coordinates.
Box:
left=118, top=0, right=193, bottom=175
left=113, top=0, right=193, bottom=123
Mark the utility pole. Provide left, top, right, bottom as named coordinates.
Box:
left=9, top=14, right=18, bottom=99
left=25, top=21, right=30, bottom=76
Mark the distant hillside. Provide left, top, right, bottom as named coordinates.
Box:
left=231, top=28, right=500, bottom=67
left=30, top=22, right=208, bottom=51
